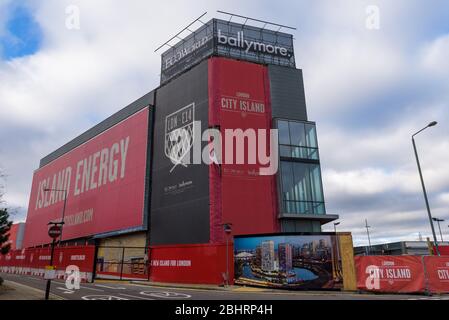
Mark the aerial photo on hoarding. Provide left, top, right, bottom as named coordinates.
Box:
left=234, top=234, right=343, bottom=289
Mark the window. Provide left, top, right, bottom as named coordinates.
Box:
left=277, top=120, right=319, bottom=161
left=280, top=161, right=325, bottom=215
left=277, top=119, right=325, bottom=215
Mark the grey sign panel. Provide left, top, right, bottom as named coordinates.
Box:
left=161, top=22, right=214, bottom=84
left=150, top=60, right=210, bottom=245
left=268, top=65, right=308, bottom=121
left=160, top=18, right=295, bottom=84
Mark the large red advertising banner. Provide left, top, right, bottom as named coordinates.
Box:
left=23, top=108, right=149, bottom=248
left=149, top=243, right=233, bottom=285
left=208, top=57, right=279, bottom=243
left=355, top=256, right=426, bottom=293
left=423, top=256, right=449, bottom=293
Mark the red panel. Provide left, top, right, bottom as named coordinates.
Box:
left=208, top=57, right=279, bottom=243
left=423, top=256, right=449, bottom=293
left=0, top=246, right=95, bottom=282
left=149, top=243, right=233, bottom=285
left=434, top=245, right=449, bottom=256
left=23, top=109, right=149, bottom=248
left=53, top=246, right=95, bottom=273
left=7, top=223, right=19, bottom=250
left=355, top=256, right=425, bottom=293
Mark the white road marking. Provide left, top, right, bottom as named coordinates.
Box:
left=56, top=287, right=74, bottom=294
left=82, top=295, right=128, bottom=300
left=119, top=293, right=155, bottom=300
left=140, top=291, right=191, bottom=299
left=79, top=285, right=105, bottom=292
left=95, top=284, right=127, bottom=290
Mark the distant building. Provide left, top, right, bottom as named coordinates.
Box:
left=235, top=251, right=253, bottom=262
left=261, top=241, right=275, bottom=272
left=7, top=223, right=26, bottom=250
left=255, top=246, right=262, bottom=267
left=278, top=243, right=293, bottom=272
left=354, top=241, right=449, bottom=256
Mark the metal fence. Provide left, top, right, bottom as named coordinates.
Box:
left=94, top=246, right=149, bottom=281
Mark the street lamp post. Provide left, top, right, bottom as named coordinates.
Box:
left=432, top=218, right=445, bottom=242
left=222, top=223, right=232, bottom=287
left=44, top=188, right=68, bottom=243
left=333, top=222, right=340, bottom=233
left=333, top=221, right=341, bottom=280
left=45, top=221, right=64, bottom=300
left=412, top=121, right=440, bottom=256
left=365, top=219, right=372, bottom=255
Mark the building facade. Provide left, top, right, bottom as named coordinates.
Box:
left=22, top=18, right=338, bottom=252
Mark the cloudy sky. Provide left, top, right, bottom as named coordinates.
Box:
left=0, top=0, right=448, bottom=246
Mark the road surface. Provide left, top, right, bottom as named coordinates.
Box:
left=1, top=273, right=448, bottom=300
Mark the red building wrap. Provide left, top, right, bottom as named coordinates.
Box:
left=208, top=57, right=280, bottom=244
left=23, top=108, right=149, bottom=247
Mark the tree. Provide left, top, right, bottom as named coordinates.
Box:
left=0, top=208, right=12, bottom=255
left=0, top=169, right=12, bottom=255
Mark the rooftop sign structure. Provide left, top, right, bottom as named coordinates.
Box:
left=157, top=11, right=296, bottom=84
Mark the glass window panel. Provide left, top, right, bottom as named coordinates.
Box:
left=280, top=145, right=291, bottom=158
left=281, top=161, right=294, bottom=201
left=278, top=120, right=290, bottom=145
left=289, top=122, right=306, bottom=146
left=292, top=162, right=310, bottom=203
left=313, top=203, right=325, bottom=215
left=309, top=164, right=324, bottom=202
left=305, top=124, right=318, bottom=148
left=307, top=148, right=319, bottom=160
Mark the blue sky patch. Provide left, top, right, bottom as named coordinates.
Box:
left=0, top=5, right=42, bottom=60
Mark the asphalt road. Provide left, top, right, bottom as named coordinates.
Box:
left=1, top=273, right=448, bottom=300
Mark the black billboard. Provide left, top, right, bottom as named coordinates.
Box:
left=160, top=18, right=295, bottom=84
left=150, top=59, right=210, bottom=245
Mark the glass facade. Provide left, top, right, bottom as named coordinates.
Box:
left=277, top=119, right=325, bottom=215
left=278, top=120, right=319, bottom=160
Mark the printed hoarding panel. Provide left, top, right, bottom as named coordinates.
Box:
left=354, top=255, right=425, bottom=293
left=23, top=108, right=150, bottom=247
left=423, top=256, right=449, bottom=293
left=234, top=234, right=343, bottom=289
left=149, top=243, right=233, bottom=285
left=0, top=246, right=95, bottom=282
left=150, top=59, right=210, bottom=245
left=208, top=57, right=279, bottom=243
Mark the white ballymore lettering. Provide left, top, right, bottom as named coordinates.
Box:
left=218, top=30, right=289, bottom=57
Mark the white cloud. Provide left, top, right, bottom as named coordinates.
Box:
left=421, top=34, right=449, bottom=76
left=1, top=0, right=449, bottom=248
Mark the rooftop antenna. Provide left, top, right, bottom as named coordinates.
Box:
left=154, top=12, right=208, bottom=52
left=216, top=10, right=296, bottom=32
left=365, top=219, right=372, bottom=255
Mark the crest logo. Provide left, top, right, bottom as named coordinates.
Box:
left=165, top=103, right=195, bottom=172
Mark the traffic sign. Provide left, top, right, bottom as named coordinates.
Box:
left=48, top=225, right=62, bottom=239
left=44, top=266, right=56, bottom=280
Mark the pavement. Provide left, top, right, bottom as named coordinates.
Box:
left=1, top=272, right=449, bottom=300
left=0, top=279, right=63, bottom=300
